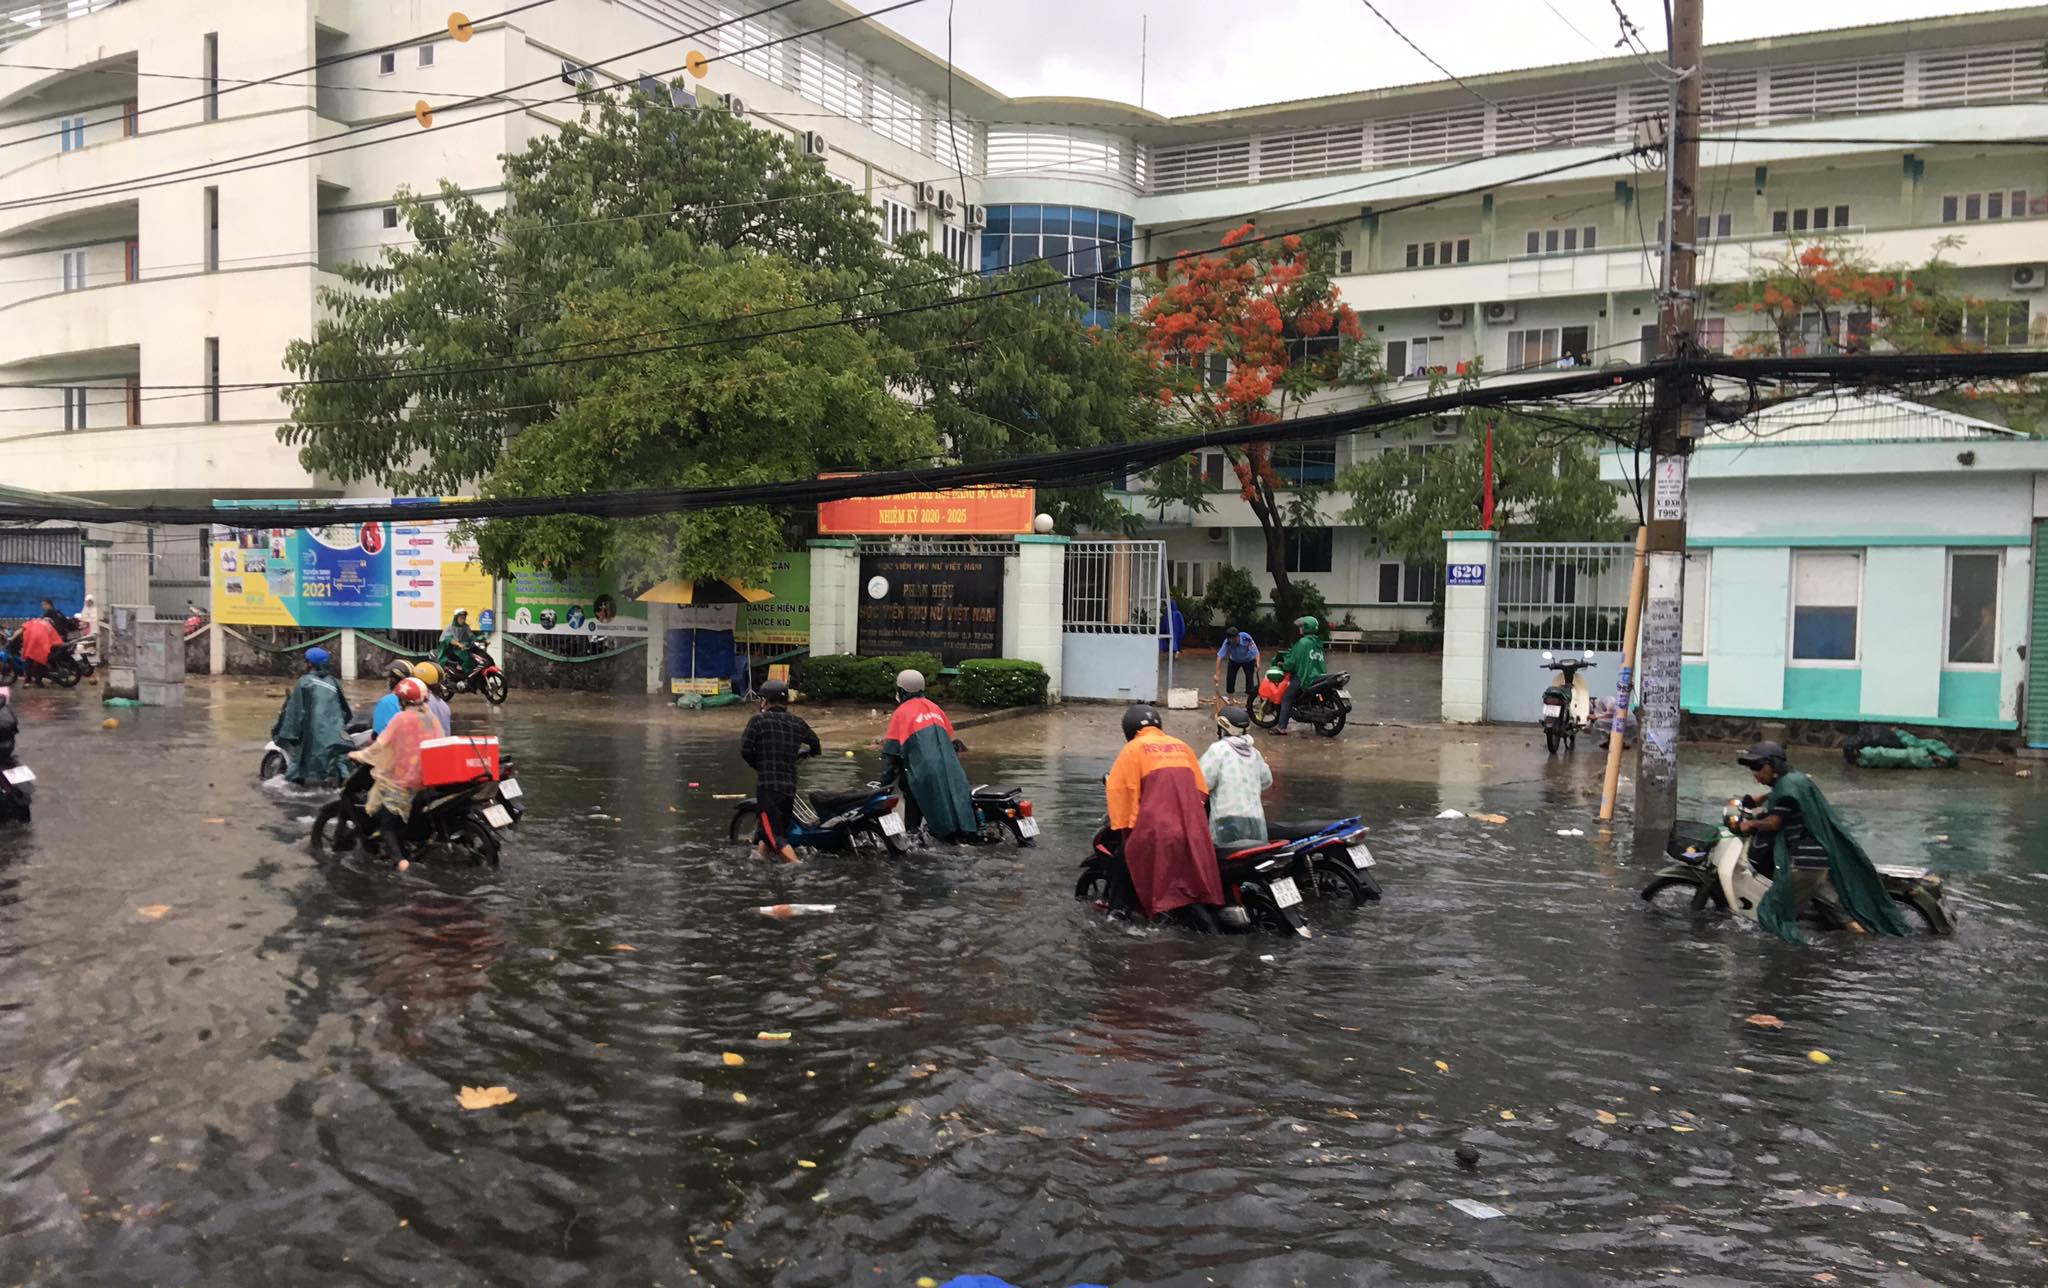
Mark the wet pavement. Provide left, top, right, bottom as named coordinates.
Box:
left=4, top=679, right=2046, bottom=1287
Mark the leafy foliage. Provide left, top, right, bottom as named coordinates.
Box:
left=1710, top=236, right=1974, bottom=358
left=1201, top=565, right=1263, bottom=633
left=796, top=653, right=940, bottom=702
left=955, top=658, right=1049, bottom=708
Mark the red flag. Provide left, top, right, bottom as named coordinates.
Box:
left=1481, top=420, right=1496, bottom=529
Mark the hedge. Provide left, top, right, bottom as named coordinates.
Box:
left=956, top=658, right=1049, bottom=708
left=795, top=652, right=940, bottom=702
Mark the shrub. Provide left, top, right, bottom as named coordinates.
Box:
left=1175, top=591, right=1213, bottom=633
left=796, top=652, right=940, bottom=701
left=1272, top=581, right=1332, bottom=629
left=956, top=658, right=1049, bottom=708
left=1204, top=565, right=1261, bottom=633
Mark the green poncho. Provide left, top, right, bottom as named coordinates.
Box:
left=1757, top=769, right=1911, bottom=944
left=1280, top=633, right=1326, bottom=688
left=881, top=697, right=976, bottom=840
left=271, top=666, right=355, bottom=784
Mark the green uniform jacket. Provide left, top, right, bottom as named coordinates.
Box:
left=881, top=697, right=976, bottom=840
left=1280, top=634, right=1326, bottom=688
left=1756, top=769, right=1911, bottom=944
left=271, top=667, right=355, bottom=784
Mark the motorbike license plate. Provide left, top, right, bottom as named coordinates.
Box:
left=1017, top=816, right=1040, bottom=839
left=498, top=777, right=523, bottom=800
left=880, top=812, right=906, bottom=837
left=2, top=765, right=32, bottom=785
left=1269, top=875, right=1302, bottom=909
left=1337, top=689, right=1352, bottom=702
left=1542, top=704, right=1564, bottom=719
left=482, top=804, right=513, bottom=829
left=1347, top=843, right=1376, bottom=869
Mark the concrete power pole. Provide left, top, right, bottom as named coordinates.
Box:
left=1633, top=0, right=1705, bottom=844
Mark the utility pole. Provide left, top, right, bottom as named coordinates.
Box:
left=1632, top=0, right=1704, bottom=845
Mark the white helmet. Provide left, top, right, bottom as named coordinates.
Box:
left=896, top=669, right=926, bottom=696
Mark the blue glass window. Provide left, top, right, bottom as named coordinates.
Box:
left=976, top=204, right=1137, bottom=319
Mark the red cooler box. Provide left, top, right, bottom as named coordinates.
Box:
left=420, top=736, right=502, bottom=786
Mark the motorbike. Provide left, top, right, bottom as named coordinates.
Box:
left=310, top=748, right=522, bottom=866
left=1258, top=817, right=1381, bottom=904
left=435, top=640, right=509, bottom=706
left=1074, top=822, right=1312, bottom=938
left=1539, top=651, right=1596, bottom=754
left=1, top=760, right=35, bottom=823
left=0, top=643, right=82, bottom=688
left=1249, top=670, right=1354, bottom=738
left=726, top=779, right=908, bottom=856
left=968, top=784, right=1038, bottom=846
left=1639, top=799, right=1955, bottom=934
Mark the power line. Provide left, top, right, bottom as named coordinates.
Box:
left=0, top=1, right=560, bottom=155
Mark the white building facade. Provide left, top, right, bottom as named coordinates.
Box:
left=2, top=1, right=2044, bottom=632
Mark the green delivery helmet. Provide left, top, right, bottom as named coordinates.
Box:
left=1295, top=615, right=1320, bottom=634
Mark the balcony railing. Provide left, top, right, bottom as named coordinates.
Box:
left=1, top=0, right=126, bottom=52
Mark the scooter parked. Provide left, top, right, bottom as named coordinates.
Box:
left=1539, top=651, right=1596, bottom=754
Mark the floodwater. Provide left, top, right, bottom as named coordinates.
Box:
left=4, top=682, right=2046, bottom=1287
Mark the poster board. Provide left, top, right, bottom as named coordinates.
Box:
left=856, top=554, right=1002, bottom=666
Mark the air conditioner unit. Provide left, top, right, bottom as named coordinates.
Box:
left=722, top=92, right=747, bottom=120
left=560, top=61, right=595, bottom=88
left=964, top=203, right=988, bottom=230
left=1429, top=419, right=1459, bottom=438
left=2011, top=264, right=2045, bottom=291
left=937, top=189, right=959, bottom=218
left=1435, top=305, right=1467, bottom=327
left=801, top=130, right=829, bottom=159
left=914, top=182, right=939, bottom=210
left=1483, top=301, right=1516, bottom=324
left=1206, top=526, right=1228, bottom=544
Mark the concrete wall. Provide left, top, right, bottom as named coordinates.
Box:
left=1003, top=536, right=1066, bottom=698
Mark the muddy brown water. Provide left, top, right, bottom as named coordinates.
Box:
left=2, top=684, right=2044, bottom=1286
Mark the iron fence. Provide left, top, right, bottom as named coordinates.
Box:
left=1063, top=539, right=1164, bottom=635
left=1494, top=541, right=1634, bottom=652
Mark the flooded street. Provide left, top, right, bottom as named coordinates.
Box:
left=4, top=682, right=2046, bottom=1287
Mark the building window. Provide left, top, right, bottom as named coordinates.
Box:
left=1659, top=214, right=1735, bottom=241
left=125, top=376, right=141, bottom=427
left=1941, top=190, right=2028, bottom=223
left=1274, top=440, right=1337, bottom=485
left=977, top=205, right=1135, bottom=316
left=879, top=197, right=919, bottom=245
left=379, top=50, right=397, bottom=75
left=1946, top=552, right=2000, bottom=666
left=202, top=32, right=219, bottom=121
left=1682, top=550, right=1710, bottom=656
left=1200, top=451, right=1227, bottom=490
left=204, top=337, right=221, bottom=422
left=61, top=249, right=87, bottom=291
left=1790, top=551, right=1860, bottom=662
left=382, top=206, right=400, bottom=230
left=59, top=115, right=86, bottom=152
left=121, top=99, right=139, bottom=137
left=417, top=43, right=435, bottom=68
left=1506, top=325, right=1592, bottom=370
left=204, top=186, right=220, bottom=271
left=1336, top=249, right=1354, bottom=274
left=941, top=222, right=974, bottom=269
left=1405, top=238, right=1471, bottom=268
left=1524, top=225, right=1596, bottom=256
left=124, top=237, right=139, bottom=282
left=63, top=387, right=87, bottom=431
left=1378, top=561, right=1441, bottom=604
left=1282, top=527, right=1334, bottom=574
left=1770, top=204, right=1851, bottom=234
left=1961, top=299, right=2030, bottom=348
left=1384, top=335, right=1455, bottom=379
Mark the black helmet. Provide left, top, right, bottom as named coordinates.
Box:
left=1215, top=705, right=1250, bottom=737
left=1736, top=740, right=1787, bottom=770
left=386, top=659, right=415, bottom=687
left=759, top=679, right=790, bottom=705
left=1121, top=703, right=1162, bottom=741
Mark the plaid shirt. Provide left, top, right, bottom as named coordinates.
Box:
left=740, top=707, right=820, bottom=793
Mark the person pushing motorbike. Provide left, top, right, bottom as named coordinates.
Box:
left=740, top=679, right=819, bottom=864
left=1731, top=741, right=1908, bottom=943
left=1198, top=705, right=1273, bottom=848
left=271, top=646, right=354, bottom=786
left=879, top=669, right=974, bottom=843
left=1269, top=615, right=1326, bottom=736
left=1105, top=704, right=1223, bottom=919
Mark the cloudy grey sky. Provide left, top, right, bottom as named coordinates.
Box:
left=853, top=0, right=2041, bottom=115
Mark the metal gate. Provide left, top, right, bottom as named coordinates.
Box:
left=2028, top=522, right=2048, bottom=749
left=0, top=527, right=84, bottom=626
left=1062, top=540, right=1165, bottom=702
left=1486, top=541, right=1634, bottom=723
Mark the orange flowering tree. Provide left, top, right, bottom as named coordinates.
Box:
left=1713, top=236, right=1972, bottom=357
left=1137, top=224, right=1378, bottom=619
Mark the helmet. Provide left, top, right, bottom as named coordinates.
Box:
left=1215, top=705, right=1250, bottom=737
left=451, top=609, right=468, bottom=622
left=385, top=660, right=415, bottom=687
left=759, top=679, right=790, bottom=705
left=411, top=661, right=442, bottom=687
left=394, top=677, right=430, bottom=707
left=1295, top=615, right=1320, bottom=634
left=304, top=646, right=331, bottom=667
left=1121, top=703, right=1162, bottom=741
left=895, top=669, right=926, bottom=696
left=1737, top=740, right=1788, bottom=771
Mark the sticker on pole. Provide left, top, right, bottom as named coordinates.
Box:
left=1447, top=564, right=1486, bottom=587
left=1652, top=457, right=1687, bottom=522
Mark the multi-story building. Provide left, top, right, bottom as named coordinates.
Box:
left=3, top=1, right=2043, bottom=636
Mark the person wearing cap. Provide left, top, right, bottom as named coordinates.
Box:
left=1198, top=705, right=1273, bottom=848
left=880, top=669, right=974, bottom=843
left=1213, top=627, right=1261, bottom=701
left=270, top=645, right=354, bottom=786
left=1105, top=704, right=1222, bottom=918
left=1732, top=741, right=1909, bottom=943
left=1270, top=615, right=1326, bottom=736
left=740, top=679, right=819, bottom=864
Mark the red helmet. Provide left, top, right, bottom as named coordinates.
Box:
left=394, top=676, right=430, bottom=707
